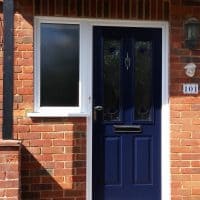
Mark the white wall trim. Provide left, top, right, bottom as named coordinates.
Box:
left=161, top=22, right=171, bottom=200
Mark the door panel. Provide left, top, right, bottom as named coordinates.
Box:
left=105, top=137, right=122, bottom=185
left=133, top=137, right=152, bottom=184
left=93, top=27, right=162, bottom=200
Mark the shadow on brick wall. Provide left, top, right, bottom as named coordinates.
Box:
left=20, top=117, right=86, bottom=200
left=21, top=145, right=86, bottom=200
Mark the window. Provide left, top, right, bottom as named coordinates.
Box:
left=29, top=17, right=91, bottom=117
left=41, top=23, right=79, bottom=107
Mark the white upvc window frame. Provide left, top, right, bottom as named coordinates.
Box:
left=28, top=17, right=92, bottom=117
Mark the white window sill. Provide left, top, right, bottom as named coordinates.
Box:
left=27, top=112, right=89, bottom=118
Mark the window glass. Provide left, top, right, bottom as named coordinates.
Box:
left=134, top=41, right=153, bottom=121
left=40, top=23, right=79, bottom=107
left=103, top=39, right=121, bottom=121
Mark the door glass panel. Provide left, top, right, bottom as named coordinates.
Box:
left=103, top=39, right=120, bottom=121
left=134, top=41, right=152, bottom=121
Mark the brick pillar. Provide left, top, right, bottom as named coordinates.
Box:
left=0, top=140, right=21, bottom=200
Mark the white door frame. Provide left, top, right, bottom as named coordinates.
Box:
left=85, top=19, right=170, bottom=200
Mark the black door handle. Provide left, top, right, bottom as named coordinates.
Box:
left=93, top=106, right=103, bottom=121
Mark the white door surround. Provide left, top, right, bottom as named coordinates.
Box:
left=86, top=19, right=170, bottom=200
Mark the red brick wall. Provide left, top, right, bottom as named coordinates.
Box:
left=32, top=0, right=170, bottom=20
left=170, top=1, right=200, bottom=200
left=18, top=118, right=86, bottom=200
left=0, top=141, right=21, bottom=200
left=0, top=0, right=199, bottom=199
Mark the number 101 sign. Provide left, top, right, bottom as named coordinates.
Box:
left=183, top=83, right=199, bottom=94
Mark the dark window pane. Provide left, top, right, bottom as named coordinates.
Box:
left=103, top=39, right=120, bottom=121
left=40, top=23, right=79, bottom=106
left=134, top=41, right=152, bottom=121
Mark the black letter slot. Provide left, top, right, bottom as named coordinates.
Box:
left=113, top=125, right=142, bottom=133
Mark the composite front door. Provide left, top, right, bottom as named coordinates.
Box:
left=93, top=26, right=162, bottom=200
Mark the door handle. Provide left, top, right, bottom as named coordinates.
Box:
left=113, top=125, right=142, bottom=133
left=93, top=106, right=103, bottom=121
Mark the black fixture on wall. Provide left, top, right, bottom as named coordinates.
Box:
left=3, top=0, right=14, bottom=139
left=184, top=17, right=200, bottom=49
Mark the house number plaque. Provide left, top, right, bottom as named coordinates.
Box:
left=183, top=83, right=199, bottom=94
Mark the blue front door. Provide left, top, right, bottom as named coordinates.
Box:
left=93, top=27, right=162, bottom=200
